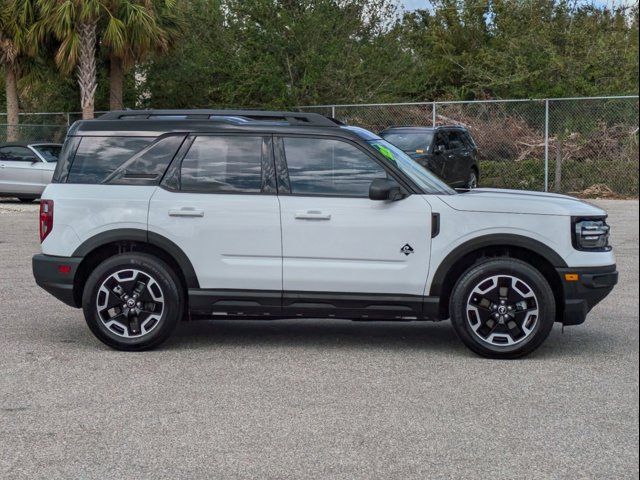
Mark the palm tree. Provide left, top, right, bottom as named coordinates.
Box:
left=33, top=0, right=103, bottom=119
left=0, top=0, right=36, bottom=140
left=105, top=0, right=181, bottom=110
left=34, top=1, right=180, bottom=119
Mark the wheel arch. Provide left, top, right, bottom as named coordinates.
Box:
left=430, top=234, right=566, bottom=320
left=72, top=229, right=199, bottom=307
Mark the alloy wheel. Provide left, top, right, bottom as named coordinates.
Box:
left=96, top=269, right=165, bottom=338
left=466, top=274, right=539, bottom=346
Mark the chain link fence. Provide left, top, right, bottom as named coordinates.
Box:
left=301, top=96, right=639, bottom=197
left=0, top=112, right=106, bottom=144
left=1, top=99, right=637, bottom=196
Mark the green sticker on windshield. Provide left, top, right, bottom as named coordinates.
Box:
left=374, top=144, right=395, bottom=161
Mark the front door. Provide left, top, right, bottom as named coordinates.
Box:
left=443, top=130, right=470, bottom=186
left=148, top=134, right=282, bottom=315
left=276, top=136, right=432, bottom=319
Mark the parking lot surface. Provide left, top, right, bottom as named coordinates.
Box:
left=1, top=198, right=638, bottom=479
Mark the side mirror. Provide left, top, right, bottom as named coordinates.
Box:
left=369, top=178, right=404, bottom=201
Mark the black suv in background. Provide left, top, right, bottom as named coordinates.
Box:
left=380, top=126, right=479, bottom=189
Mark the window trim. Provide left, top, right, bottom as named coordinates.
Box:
left=274, top=134, right=414, bottom=199
left=161, top=133, right=277, bottom=196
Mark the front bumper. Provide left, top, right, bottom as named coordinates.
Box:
left=32, top=254, right=83, bottom=308
left=556, top=264, right=618, bottom=325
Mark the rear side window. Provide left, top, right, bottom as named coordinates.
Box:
left=107, top=135, right=185, bottom=185
left=180, top=135, right=263, bottom=193
left=283, top=137, right=386, bottom=197
left=67, top=137, right=154, bottom=184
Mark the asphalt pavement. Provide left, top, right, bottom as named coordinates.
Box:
left=0, top=198, right=638, bottom=479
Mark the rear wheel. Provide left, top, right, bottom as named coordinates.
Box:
left=82, top=253, right=183, bottom=351
left=450, top=258, right=555, bottom=359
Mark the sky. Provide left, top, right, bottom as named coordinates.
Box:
left=400, top=0, right=638, bottom=11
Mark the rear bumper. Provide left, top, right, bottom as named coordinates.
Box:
left=557, top=265, right=618, bottom=325
left=32, top=254, right=83, bottom=308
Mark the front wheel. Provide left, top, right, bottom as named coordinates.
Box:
left=449, top=258, right=555, bottom=359
left=466, top=169, right=478, bottom=189
left=82, top=253, right=183, bottom=351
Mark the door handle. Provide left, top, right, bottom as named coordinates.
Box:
left=168, top=207, right=204, bottom=218
left=295, top=210, right=331, bottom=220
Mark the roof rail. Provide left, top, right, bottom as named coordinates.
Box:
left=98, top=109, right=339, bottom=127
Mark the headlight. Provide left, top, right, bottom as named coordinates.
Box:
left=572, top=217, right=611, bottom=251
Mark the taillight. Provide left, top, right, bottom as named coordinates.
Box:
left=40, top=200, right=54, bottom=243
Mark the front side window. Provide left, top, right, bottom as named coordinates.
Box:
left=67, top=136, right=154, bottom=183
left=447, top=131, right=466, bottom=150
left=433, top=133, right=448, bottom=152
left=180, top=135, right=263, bottom=193
left=0, top=146, right=36, bottom=162
left=283, top=137, right=386, bottom=197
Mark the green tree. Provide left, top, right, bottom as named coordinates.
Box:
left=104, top=0, right=182, bottom=110
left=0, top=0, right=37, bottom=139
left=34, top=0, right=181, bottom=119
left=397, top=0, right=639, bottom=100
left=145, top=0, right=408, bottom=108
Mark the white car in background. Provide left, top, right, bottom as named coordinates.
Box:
left=0, top=142, right=62, bottom=202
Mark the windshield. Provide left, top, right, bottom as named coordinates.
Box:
left=381, top=131, right=433, bottom=153
left=32, top=144, right=62, bottom=162
left=368, top=139, right=455, bottom=195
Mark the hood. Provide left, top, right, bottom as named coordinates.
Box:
left=438, top=188, right=606, bottom=217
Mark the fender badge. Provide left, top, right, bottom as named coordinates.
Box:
left=400, top=244, right=414, bottom=256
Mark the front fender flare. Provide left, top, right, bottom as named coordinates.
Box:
left=429, top=233, right=567, bottom=297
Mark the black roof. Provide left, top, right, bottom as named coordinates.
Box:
left=69, top=109, right=366, bottom=140
left=98, top=109, right=339, bottom=127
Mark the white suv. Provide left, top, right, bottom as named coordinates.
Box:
left=32, top=110, right=618, bottom=358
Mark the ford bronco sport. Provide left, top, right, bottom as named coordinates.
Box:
left=32, top=110, right=618, bottom=358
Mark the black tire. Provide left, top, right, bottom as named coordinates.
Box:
left=466, top=169, right=478, bottom=189
left=449, top=257, right=555, bottom=359
left=82, top=252, right=183, bottom=351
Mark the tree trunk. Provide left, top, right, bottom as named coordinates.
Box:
left=76, top=21, right=98, bottom=120
left=109, top=55, right=124, bottom=110
left=5, top=64, right=19, bottom=141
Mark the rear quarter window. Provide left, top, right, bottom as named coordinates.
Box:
left=66, top=137, right=154, bottom=184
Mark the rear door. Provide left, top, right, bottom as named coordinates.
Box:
left=0, top=146, right=46, bottom=195
left=276, top=135, right=432, bottom=318
left=148, top=134, right=282, bottom=315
